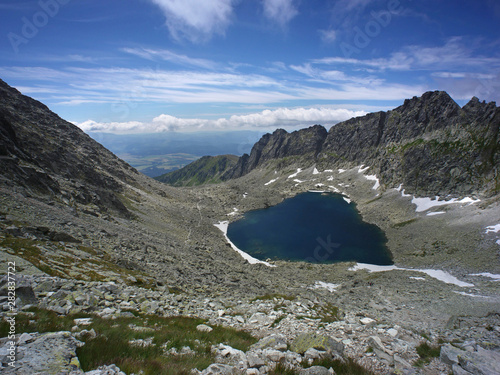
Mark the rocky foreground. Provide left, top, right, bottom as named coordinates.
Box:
left=1, top=272, right=499, bottom=375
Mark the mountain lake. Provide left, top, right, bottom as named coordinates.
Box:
left=227, top=192, right=393, bottom=265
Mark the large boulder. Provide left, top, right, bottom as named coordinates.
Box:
left=290, top=333, right=344, bottom=355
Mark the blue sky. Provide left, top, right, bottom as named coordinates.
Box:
left=1, top=0, right=499, bottom=133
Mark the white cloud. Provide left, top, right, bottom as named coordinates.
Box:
left=76, top=106, right=367, bottom=133
left=121, top=48, right=218, bottom=69
left=149, top=0, right=235, bottom=42
left=313, top=38, right=500, bottom=72
left=262, top=0, right=299, bottom=27
left=319, top=29, right=337, bottom=43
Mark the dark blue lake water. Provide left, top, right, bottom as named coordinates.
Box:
left=227, top=192, right=393, bottom=265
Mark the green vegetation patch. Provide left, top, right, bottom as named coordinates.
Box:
left=0, top=307, right=257, bottom=375
left=414, top=342, right=441, bottom=367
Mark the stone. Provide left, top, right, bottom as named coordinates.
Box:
left=197, top=324, right=213, bottom=333
left=360, top=317, right=376, bottom=326
left=452, top=364, right=473, bottom=375
left=264, top=349, right=285, bottom=362
left=387, top=328, right=398, bottom=337
left=393, top=354, right=412, bottom=369
left=0, top=331, right=83, bottom=374
left=84, top=364, right=126, bottom=374
left=290, top=333, right=344, bottom=355
left=250, top=334, right=288, bottom=351
left=201, top=364, right=238, bottom=375
left=17, top=333, right=34, bottom=345
left=217, top=344, right=248, bottom=368
left=458, top=347, right=500, bottom=375
left=247, top=353, right=265, bottom=368
left=304, top=348, right=322, bottom=360
left=368, top=336, right=386, bottom=353
left=74, top=318, right=92, bottom=326
left=298, top=366, right=332, bottom=375
left=440, top=343, right=463, bottom=366
left=248, top=312, right=275, bottom=326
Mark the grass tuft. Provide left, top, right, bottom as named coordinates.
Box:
left=0, top=307, right=257, bottom=375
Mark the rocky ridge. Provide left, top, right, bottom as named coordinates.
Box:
left=210, top=91, right=500, bottom=198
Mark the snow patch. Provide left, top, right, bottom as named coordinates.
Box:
left=358, top=165, right=370, bottom=173
left=411, top=196, right=480, bottom=212
left=396, top=186, right=480, bottom=212
left=470, top=273, right=500, bottom=281
left=364, top=175, right=380, bottom=190
left=427, top=211, right=446, bottom=216
left=485, top=224, right=500, bottom=234
left=214, top=221, right=275, bottom=267
left=327, top=176, right=334, bottom=181
left=313, top=167, right=320, bottom=175
left=227, top=208, right=239, bottom=216
left=265, top=178, right=279, bottom=186
left=293, top=179, right=304, bottom=184
left=409, top=276, right=426, bottom=281
left=324, top=169, right=334, bottom=173
left=338, top=169, right=346, bottom=173
left=288, top=168, right=302, bottom=178
left=312, top=281, right=340, bottom=292
left=350, top=263, right=474, bottom=287
left=342, top=196, right=351, bottom=204
left=453, top=291, right=491, bottom=299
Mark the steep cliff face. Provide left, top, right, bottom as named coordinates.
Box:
left=218, top=91, right=499, bottom=197
left=0, top=79, right=144, bottom=216
left=223, top=124, right=327, bottom=179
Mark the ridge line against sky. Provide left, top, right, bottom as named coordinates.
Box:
left=0, top=0, right=499, bottom=133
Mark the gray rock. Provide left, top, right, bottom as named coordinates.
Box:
left=1, top=331, right=84, bottom=374
left=441, top=343, right=464, bottom=366
left=85, top=364, right=126, bottom=374
left=201, top=364, right=239, bottom=375
left=248, top=312, right=275, bottom=326
left=197, top=324, right=213, bottom=333
left=247, top=352, right=265, bottom=368
left=290, top=333, right=344, bottom=355
left=452, top=364, right=473, bottom=375
left=298, top=366, right=332, bottom=375
left=250, top=334, right=288, bottom=351
left=458, top=347, right=500, bottom=375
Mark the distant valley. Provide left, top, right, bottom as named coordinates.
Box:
left=88, top=130, right=264, bottom=177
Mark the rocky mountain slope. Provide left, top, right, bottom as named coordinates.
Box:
left=156, top=154, right=238, bottom=186
left=169, top=91, right=498, bottom=198
left=1, top=79, right=499, bottom=375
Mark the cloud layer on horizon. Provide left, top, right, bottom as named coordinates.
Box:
left=76, top=106, right=367, bottom=133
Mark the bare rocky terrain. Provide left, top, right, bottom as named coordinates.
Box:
left=0, top=79, right=499, bottom=374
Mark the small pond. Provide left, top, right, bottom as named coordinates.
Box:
left=227, top=192, right=393, bottom=265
